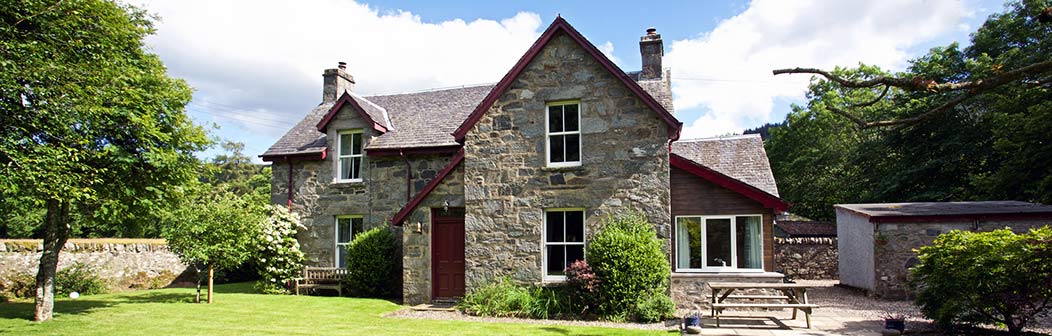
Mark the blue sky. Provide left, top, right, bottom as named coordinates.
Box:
left=134, top=0, right=1004, bottom=162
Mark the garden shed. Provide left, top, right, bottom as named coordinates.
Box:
left=835, top=201, right=1052, bottom=299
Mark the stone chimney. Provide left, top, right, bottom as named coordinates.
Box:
left=322, top=61, right=355, bottom=103
left=639, top=27, right=664, bottom=80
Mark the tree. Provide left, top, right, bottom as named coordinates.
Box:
left=910, top=228, right=1052, bottom=335
left=765, top=0, right=1052, bottom=220
left=0, top=0, right=209, bottom=320
left=164, top=190, right=263, bottom=303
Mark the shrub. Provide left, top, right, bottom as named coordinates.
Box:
left=458, top=277, right=574, bottom=319
left=910, top=227, right=1052, bottom=335
left=632, top=290, right=676, bottom=322
left=345, top=226, right=399, bottom=298
left=2, top=263, right=109, bottom=299
left=458, top=277, right=535, bottom=317
left=55, top=262, right=108, bottom=296
left=254, top=205, right=306, bottom=294
left=1, top=271, right=37, bottom=299
left=587, top=212, right=671, bottom=320
left=564, top=260, right=599, bottom=315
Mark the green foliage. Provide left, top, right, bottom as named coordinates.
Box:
left=163, top=190, right=264, bottom=272
left=345, top=226, right=399, bottom=298
left=0, top=0, right=211, bottom=226
left=587, top=212, right=671, bottom=319
left=1, top=262, right=108, bottom=299
left=910, top=227, right=1052, bottom=335
left=254, top=205, right=305, bottom=294
left=55, top=262, right=108, bottom=296
left=458, top=277, right=575, bottom=319
left=631, top=290, right=676, bottom=323
left=766, top=0, right=1052, bottom=220
left=1, top=271, right=37, bottom=299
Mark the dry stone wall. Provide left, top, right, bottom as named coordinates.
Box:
left=774, top=237, right=838, bottom=280
left=0, top=239, right=189, bottom=291
left=462, top=31, right=672, bottom=290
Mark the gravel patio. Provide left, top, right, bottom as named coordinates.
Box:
left=388, top=280, right=1052, bottom=335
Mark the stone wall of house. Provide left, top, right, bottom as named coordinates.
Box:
left=402, top=164, right=465, bottom=304
left=270, top=105, right=455, bottom=268
left=774, top=237, right=838, bottom=280
left=0, top=239, right=190, bottom=291
left=873, top=219, right=1051, bottom=299
left=670, top=273, right=785, bottom=310
left=462, top=31, right=672, bottom=290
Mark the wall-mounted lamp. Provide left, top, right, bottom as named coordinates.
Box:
left=443, top=200, right=450, bottom=212
left=414, top=221, right=422, bottom=233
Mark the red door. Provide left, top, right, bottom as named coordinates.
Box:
left=432, top=208, right=465, bottom=300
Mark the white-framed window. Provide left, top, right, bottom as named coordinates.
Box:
left=675, top=215, right=764, bottom=272
left=336, top=129, right=363, bottom=182
left=545, top=101, right=581, bottom=167
left=335, top=215, right=364, bottom=268
left=543, top=208, right=586, bottom=281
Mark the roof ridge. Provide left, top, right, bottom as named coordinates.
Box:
left=676, top=134, right=760, bottom=143
left=364, top=83, right=496, bottom=98
left=349, top=91, right=394, bottom=130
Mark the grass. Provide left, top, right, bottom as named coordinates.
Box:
left=0, top=283, right=671, bottom=335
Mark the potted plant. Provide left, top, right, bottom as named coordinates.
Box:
left=683, top=309, right=702, bottom=334
left=881, top=311, right=907, bottom=332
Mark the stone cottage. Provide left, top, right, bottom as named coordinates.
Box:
left=836, top=201, right=1052, bottom=299
left=261, top=17, right=789, bottom=307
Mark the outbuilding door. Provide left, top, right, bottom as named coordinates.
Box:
left=431, top=208, right=465, bottom=300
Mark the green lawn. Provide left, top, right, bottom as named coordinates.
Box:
left=0, top=283, right=672, bottom=335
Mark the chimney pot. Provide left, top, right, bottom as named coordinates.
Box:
left=639, top=26, right=664, bottom=80
left=322, top=63, right=355, bottom=103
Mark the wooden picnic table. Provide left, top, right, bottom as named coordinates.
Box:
left=707, top=281, right=819, bottom=329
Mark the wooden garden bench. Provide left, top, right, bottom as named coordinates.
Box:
left=708, top=282, right=820, bottom=329
left=293, top=266, right=348, bottom=296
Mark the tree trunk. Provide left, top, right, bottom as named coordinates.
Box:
left=34, top=199, right=70, bottom=322
left=207, top=264, right=214, bottom=304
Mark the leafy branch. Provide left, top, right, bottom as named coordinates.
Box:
left=772, top=60, right=1052, bottom=129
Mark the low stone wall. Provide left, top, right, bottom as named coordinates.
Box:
left=774, top=237, right=838, bottom=280
left=0, top=239, right=191, bottom=291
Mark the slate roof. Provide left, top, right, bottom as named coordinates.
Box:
left=836, top=201, right=1052, bottom=219
left=263, top=75, right=675, bottom=157
left=671, top=134, right=780, bottom=197
left=775, top=221, right=836, bottom=237
left=367, top=84, right=494, bottom=149
left=261, top=102, right=333, bottom=158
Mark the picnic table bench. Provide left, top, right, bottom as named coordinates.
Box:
left=707, top=282, right=819, bottom=329
left=293, top=266, right=348, bottom=296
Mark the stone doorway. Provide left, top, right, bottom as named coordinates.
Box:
left=431, top=207, right=465, bottom=300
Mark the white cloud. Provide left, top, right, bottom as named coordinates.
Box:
left=598, top=41, right=622, bottom=66
left=134, top=0, right=543, bottom=139
left=665, top=0, right=973, bottom=138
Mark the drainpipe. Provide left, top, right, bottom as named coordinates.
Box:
left=399, top=150, right=413, bottom=203
left=286, top=157, right=294, bottom=209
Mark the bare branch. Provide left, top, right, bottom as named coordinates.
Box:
left=776, top=60, right=1052, bottom=129
left=773, top=60, right=1052, bottom=93
left=848, top=85, right=891, bottom=108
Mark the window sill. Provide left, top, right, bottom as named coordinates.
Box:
left=331, top=180, right=365, bottom=187
left=671, top=271, right=784, bottom=279
left=542, top=276, right=567, bottom=284
left=542, top=165, right=584, bottom=172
